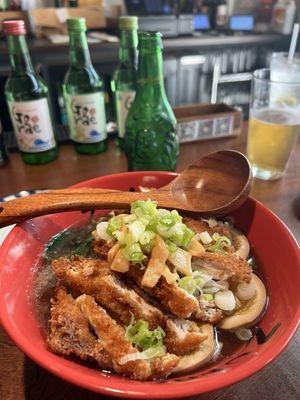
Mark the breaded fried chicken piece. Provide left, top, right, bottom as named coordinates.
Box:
left=52, top=256, right=164, bottom=329
left=52, top=256, right=205, bottom=351
left=101, top=276, right=209, bottom=353
left=125, top=265, right=199, bottom=319
left=184, top=218, right=235, bottom=253
left=151, top=354, right=180, bottom=378
left=92, top=239, right=199, bottom=319
left=76, top=294, right=152, bottom=380
left=92, top=240, right=229, bottom=325
left=47, top=286, right=111, bottom=370
left=92, top=239, right=114, bottom=260
left=185, top=218, right=234, bottom=239
left=195, top=297, right=223, bottom=324
left=164, top=318, right=207, bottom=355
left=101, top=274, right=165, bottom=328
left=194, top=252, right=252, bottom=283
left=92, top=240, right=225, bottom=325
left=77, top=294, right=180, bottom=379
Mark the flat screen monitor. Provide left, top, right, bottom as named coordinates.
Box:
left=194, top=14, right=210, bottom=31
left=229, top=15, right=254, bottom=31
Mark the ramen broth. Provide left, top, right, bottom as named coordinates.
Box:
left=33, top=219, right=258, bottom=374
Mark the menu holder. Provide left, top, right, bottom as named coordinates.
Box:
left=173, top=103, right=243, bottom=143
left=30, top=5, right=106, bottom=37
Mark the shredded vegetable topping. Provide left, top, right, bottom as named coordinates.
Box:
left=207, top=234, right=232, bottom=254
left=125, top=319, right=166, bottom=359
left=94, top=199, right=236, bottom=304
left=96, top=200, right=195, bottom=266
left=199, top=231, right=212, bottom=244
left=178, top=271, right=207, bottom=296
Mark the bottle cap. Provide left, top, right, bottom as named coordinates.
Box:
left=67, top=18, right=86, bottom=32
left=119, top=16, right=138, bottom=30
left=2, top=20, right=26, bottom=36
left=138, top=31, right=163, bottom=50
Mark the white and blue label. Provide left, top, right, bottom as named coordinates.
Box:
left=8, top=98, right=56, bottom=153
left=66, top=92, right=107, bottom=143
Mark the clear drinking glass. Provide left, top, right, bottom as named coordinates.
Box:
left=270, top=52, right=300, bottom=83
left=247, top=68, right=300, bottom=180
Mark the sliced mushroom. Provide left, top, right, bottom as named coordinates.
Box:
left=231, top=228, right=250, bottom=260
left=218, top=274, right=267, bottom=330
left=172, top=324, right=216, bottom=374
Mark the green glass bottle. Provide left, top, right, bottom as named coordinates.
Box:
left=63, top=18, right=107, bottom=154
left=3, top=20, right=58, bottom=165
left=124, top=32, right=178, bottom=171
left=113, top=16, right=138, bottom=149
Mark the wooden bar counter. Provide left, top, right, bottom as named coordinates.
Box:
left=0, top=124, right=299, bottom=400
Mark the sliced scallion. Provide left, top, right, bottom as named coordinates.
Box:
left=235, top=328, right=253, bottom=341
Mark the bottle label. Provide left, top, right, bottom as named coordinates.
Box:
left=116, top=90, right=135, bottom=138
left=66, top=92, right=107, bottom=143
left=8, top=98, right=56, bottom=153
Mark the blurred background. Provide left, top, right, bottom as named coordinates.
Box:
left=0, top=0, right=299, bottom=148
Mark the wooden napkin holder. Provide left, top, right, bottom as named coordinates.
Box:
left=173, top=103, right=243, bottom=143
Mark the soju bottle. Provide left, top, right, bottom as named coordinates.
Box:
left=113, top=16, right=138, bottom=148
left=124, top=32, right=178, bottom=171
left=4, top=20, right=58, bottom=165
left=64, top=18, right=107, bottom=154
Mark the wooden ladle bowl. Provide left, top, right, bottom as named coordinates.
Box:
left=169, top=149, right=252, bottom=213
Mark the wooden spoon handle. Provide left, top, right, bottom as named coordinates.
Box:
left=0, top=188, right=180, bottom=228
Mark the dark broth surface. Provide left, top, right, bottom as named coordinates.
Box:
left=34, top=220, right=97, bottom=332
left=34, top=218, right=260, bottom=375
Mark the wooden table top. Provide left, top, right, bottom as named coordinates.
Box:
left=0, top=125, right=299, bottom=400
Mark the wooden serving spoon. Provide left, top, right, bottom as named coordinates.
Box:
left=0, top=150, right=252, bottom=228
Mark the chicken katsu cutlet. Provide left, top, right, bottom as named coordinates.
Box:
left=52, top=256, right=207, bottom=355
left=76, top=294, right=153, bottom=380
left=184, top=218, right=236, bottom=248
left=92, top=240, right=200, bottom=319
left=184, top=218, right=250, bottom=260
left=193, top=252, right=252, bottom=283
left=48, top=285, right=182, bottom=378
left=52, top=255, right=165, bottom=328
left=47, top=286, right=111, bottom=370
left=77, top=294, right=180, bottom=379
left=48, top=286, right=181, bottom=379
left=124, top=263, right=199, bottom=318
left=92, top=239, right=249, bottom=324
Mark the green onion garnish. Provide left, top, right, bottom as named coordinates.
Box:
left=125, top=319, right=166, bottom=359
left=178, top=272, right=205, bottom=296
left=102, top=200, right=196, bottom=265
left=208, top=235, right=232, bottom=254
left=107, top=216, right=123, bottom=236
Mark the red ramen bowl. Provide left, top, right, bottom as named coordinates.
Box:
left=0, top=172, right=299, bottom=399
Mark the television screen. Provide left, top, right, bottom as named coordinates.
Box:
left=230, top=15, right=254, bottom=31
left=194, top=14, right=210, bottom=30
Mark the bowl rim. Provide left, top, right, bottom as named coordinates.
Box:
left=0, top=171, right=299, bottom=399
